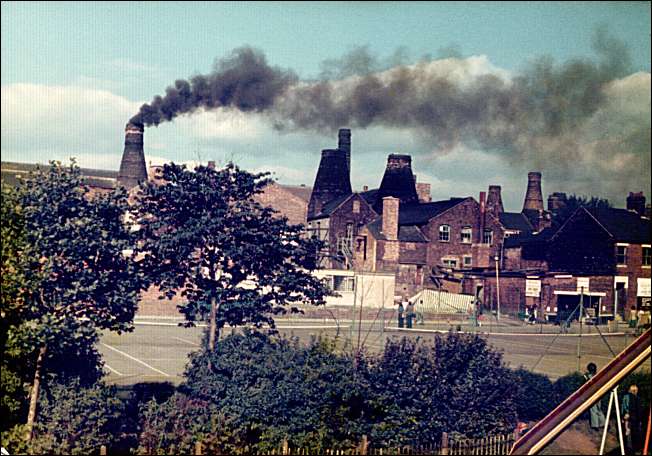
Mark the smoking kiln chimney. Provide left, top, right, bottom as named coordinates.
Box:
left=307, top=148, right=352, bottom=219
left=523, top=172, right=544, bottom=212
left=338, top=128, right=351, bottom=173
left=376, top=154, right=418, bottom=211
left=485, top=185, right=504, bottom=217
left=117, top=122, right=147, bottom=190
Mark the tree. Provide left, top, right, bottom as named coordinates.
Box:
left=134, top=163, right=329, bottom=350
left=552, top=194, right=612, bottom=227
left=7, top=161, right=143, bottom=440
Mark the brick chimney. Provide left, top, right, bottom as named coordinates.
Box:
left=308, top=148, right=352, bottom=219
left=485, top=185, right=504, bottom=217
left=626, top=192, right=646, bottom=216
left=523, top=172, right=544, bottom=212
left=117, top=122, right=147, bottom=190
left=478, top=191, right=486, bottom=243
left=415, top=175, right=432, bottom=203
left=376, top=154, right=418, bottom=211
left=548, top=192, right=567, bottom=215
left=381, top=197, right=399, bottom=241
left=338, top=128, right=351, bottom=173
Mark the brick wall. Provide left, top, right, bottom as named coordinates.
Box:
left=255, top=182, right=309, bottom=226
left=328, top=194, right=378, bottom=267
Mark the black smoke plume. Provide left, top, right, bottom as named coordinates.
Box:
left=131, top=47, right=297, bottom=126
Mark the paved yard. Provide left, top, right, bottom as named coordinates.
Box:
left=98, top=318, right=640, bottom=385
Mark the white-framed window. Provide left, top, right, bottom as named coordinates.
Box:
left=439, top=224, right=450, bottom=242
left=442, top=257, right=458, bottom=269
left=352, top=200, right=360, bottom=214
left=461, top=227, right=472, bottom=244
left=483, top=229, right=493, bottom=245
left=643, top=246, right=651, bottom=267
left=616, top=245, right=628, bottom=266
left=463, top=255, right=473, bottom=268
left=333, top=275, right=355, bottom=292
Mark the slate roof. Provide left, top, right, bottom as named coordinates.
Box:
left=587, top=207, right=651, bottom=244
left=398, top=198, right=467, bottom=225
left=504, top=227, right=556, bottom=248
left=366, top=218, right=429, bottom=243
left=499, top=212, right=533, bottom=232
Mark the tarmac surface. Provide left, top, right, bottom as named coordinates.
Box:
left=98, top=315, right=643, bottom=385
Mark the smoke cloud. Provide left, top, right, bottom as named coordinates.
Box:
left=133, top=28, right=650, bottom=201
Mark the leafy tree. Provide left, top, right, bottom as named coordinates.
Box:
left=134, top=163, right=329, bottom=350
left=511, top=368, right=556, bottom=422
left=367, top=333, right=517, bottom=445
left=26, top=379, right=126, bottom=455
left=181, top=330, right=368, bottom=451
left=552, top=194, right=612, bottom=227
left=5, top=161, right=143, bottom=440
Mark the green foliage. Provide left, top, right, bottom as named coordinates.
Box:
left=0, top=424, right=30, bottom=455
left=552, top=194, right=612, bottom=226
left=138, top=392, right=242, bottom=455
left=181, top=330, right=367, bottom=451
left=367, top=333, right=517, bottom=445
left=552, top=371, right=585, bottom=404
left=134, top=162, right=330, bottom=334
left=27, top=379, right=126, bottom=455
left=511, top=368, right=556, bottom=422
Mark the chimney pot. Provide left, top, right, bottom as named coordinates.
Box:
left=626, top=191, right=646, bottom=216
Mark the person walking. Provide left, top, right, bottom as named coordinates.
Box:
left=397, top=301, right=405, bottom=328
left=622, top=384, right=643, bottom=454
left=583, top=363, right=606, bottom=429
left=406, top=300, right=415, bottom=329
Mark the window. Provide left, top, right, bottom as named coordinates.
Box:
left=333, top=275, right=355, bottom=292
left=442, top=258, right=458, bottom=269
left=461, top=227, right=472, bottom=244
left=463, top=255, right=473, bottom=268
left=643, top=247, right=651, bottom=266
left=483, top=229, right=493, bottom=245
left=616, top=246, right=628, bottom=265
left=439, top=225, right=450, bottom=242
left=352, top=200, right=360, bottom=214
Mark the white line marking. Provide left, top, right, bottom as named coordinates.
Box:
left=384, top=327, right=626, bottom=337
left=104, top=363, right=124, bottom=376
left=173, top=336, right=200, bottom=346
left=100, top=343, right=170, bottom=377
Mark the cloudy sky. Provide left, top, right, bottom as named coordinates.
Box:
left=2, top=2, right=650, bottom=211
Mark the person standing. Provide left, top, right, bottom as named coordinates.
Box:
left=583, top=363, right=606, bottom=429
left=406, top=300, right=415, bottom=329
left=397, top=301, right=405, bottom=328
left=622, top=384, right=643, bottom=454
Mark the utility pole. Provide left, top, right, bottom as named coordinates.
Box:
left=577, top=286, right=584, bottom=372
left=494, top=255, right=501, bottom=321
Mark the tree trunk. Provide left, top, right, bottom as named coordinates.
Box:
left=26, top=344, right=47, bottom=441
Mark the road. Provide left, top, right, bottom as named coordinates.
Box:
left=98, top=318, right=640, bottom=385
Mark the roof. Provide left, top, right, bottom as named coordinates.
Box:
left=398, top=198, right=467, bottom=225
left=366, top=218, right=429, bottom=243
left=280, top=184, right=312, bottom=202
left=586, top=207, right=651, bottom=244
left=499, top=212, right=533, bottom=232
left=307, top=193, right=354, bottom=221
left=2, top=161, right=118, bottom=189
left=504, top=227, right=556, bottom=248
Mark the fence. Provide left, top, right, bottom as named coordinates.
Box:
left=122, top=431, right=516, bottom=455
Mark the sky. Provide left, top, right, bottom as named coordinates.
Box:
left=2, top=1, right=650, bottom=211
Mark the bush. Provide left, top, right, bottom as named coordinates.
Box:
left=28, top=379, right=126, bottom=455
left=181, top=330, right=367, bottom=451
left=511, top=368, right=556, bottom=422
left=367, top=333, right=517, bottom=445
left=553, top=372, right=585, bottom=404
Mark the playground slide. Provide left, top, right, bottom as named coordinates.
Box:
left=510, top=328, right=651, bottom=455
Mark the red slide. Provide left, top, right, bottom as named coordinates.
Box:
left=510, top=328, right=651, bottom=455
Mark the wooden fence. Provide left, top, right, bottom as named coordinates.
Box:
left=120, top=431, right=517, bottom=455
